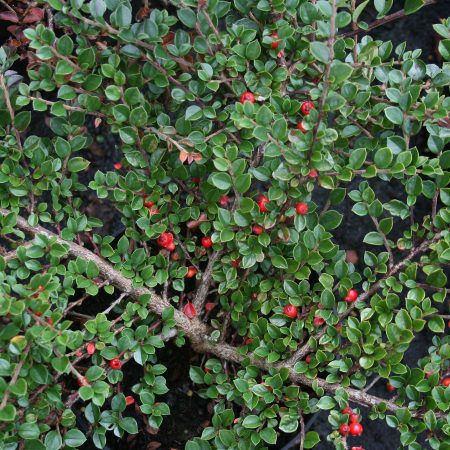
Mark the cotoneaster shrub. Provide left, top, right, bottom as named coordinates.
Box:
left=0, top=0, right=449, bottom=449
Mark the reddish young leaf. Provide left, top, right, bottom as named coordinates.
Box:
left=183, top=302, right=197, bottom=319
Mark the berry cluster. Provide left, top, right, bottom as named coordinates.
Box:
left=339, top=407, right=364, bottom=441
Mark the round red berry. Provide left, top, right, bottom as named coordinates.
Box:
left=349, top=422, right=363, bottom=436
left=305, top=354, right=312, bottom=364
left=308, top=169, right=318, bottom=178
left=442, top=378, right=450, bottom=387
left=284, top=304, right=298, bottom=319
left=201, top=236, right=212, bottom=248
left=343, top=406, right=353, bottom=415
left=386, top=383, right=396, bottom=392
left=351, top=447, right=365, bottom=450
left=252, top=225, right=264, bottom=235
left=109, top=358, right=122, bottom=370
left=339, top=424, right=350, bottom=436
left=166, top=241, right=175, bottom=251
left=232, top=259, right=240, bottom=268
left=270, top=33, right=279, bottom=49
left=191, top=177, right=201, bottom=184
left=301, top=101, right=315, bottom=115
left=125, top=395, right=135, bottom=406
left=157, top=232, right=173, bottom=248
left=258, top=195, right=269, bottom=212
left=345, top=289, right=358, bottom=302
left=349, top=414, right=359, bottom=423
left=113, top=162, right=122, bottom=170
left=240, top=91, right=255, bottom=103
left=186, top=266, right=198, bottom=278
left=297, top=121, right=306, bottom=132
left=243, top=337, right=253, bottom=345
left=313, top=317, right=325, bottom=326
left=295, top=202, right=308, bottom=215
left=219, top=195, right=229, bottom=206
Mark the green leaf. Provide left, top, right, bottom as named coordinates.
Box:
left=64, top=429, right=87, bottom=447
left=310, top=42, right=330, bottom=63
left=14, top=111, right=31, bottom=132
left=404, top=0, right=425, bottom=14
left=119, top=417, right=138, bottom=434
left=260, top=428, right=277, bottom=445
left=210, top=173, right=232, bottom=190
left=246, top=41, right=261, bottom=60
left=178, top=8, right=196, bottom=28
left=185, top=105, right=202, bottom=121
left=67, top=157, right=90, bottom=173
left=363, top=232, right=384, bottom=246
left=330, top=61, right=353, bottom=83
left=45, top=431, right=63, bottom=450
left=242, top=415, right=262, bottom=429
left=316, top=396, right=336, bottom=410
left=0, top=404, right=16, bottom=421
left=384, top=106, right=403, bottom=125
left=374, top=147, right=393, bottom=168
left=304, top=431, right=320, bottom=449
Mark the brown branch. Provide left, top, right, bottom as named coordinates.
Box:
left=339, top=0, right=437, bottom=39
left=0, top=73, right=22, bottom=151
left=193, top=250, right=222, bottom=311
left=0, top=208, right=441, bottom=419
left=0, top=345, right=31, bottom=410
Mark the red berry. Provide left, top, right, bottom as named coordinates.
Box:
left=305, top=354, right=312, bottom=364
left=343, top=407, right=353, bottom=415
left=192, top=177, right=201, bottom=184
left=442, top=378, right=450, bottom=387
left=301, top=101, right=315, bottom=116
left=349, top=422, right=363, bottom=436
left=295, top=202, right=308, bottom=215
left=313, top=317, right=325, bottom=326
left=308, top=169, right=318, bottom=178
left=47, top=318, right=53, bottom=325
left=35, top=311, right=43, bottom=316
left=339, top=424, right=350, bottom=436
left=240, top=91, right=255, bottom=103
left=201, top=236, right=213, bottom=248
left=109, top=358, right=122, bottom=370
left=148, top=206, right=159, bottom=215
left=77, top=376, right=89, bottom=387
left=183, top=302, right=197, bottom=319
left=351, top=447, right=365, bottom=450
left=219, top=195, right=229, bottom=207
left=297, top=121, right=306, bottom=132
left=204, top=367, right=211, bottom=373
left=144, top=198, right=154, bottom=208
left=86, top=342, right=96, bottom=355
left=113, top=162, right=122, bottom=170
left=205, top=302, right=216, bottom=311
left=258, top=195, right=269, bottom=212
left=243, top=337, right=253, bottom=345
left=345, top=289, right=358, bottom=302
left=386, top=383, right=396, bottom=392
left=232, top=259, right=240, bottom=268
left=157, top=232, right=173, bottom=248
left=166, top=241, right=176, bottom=251
left=186, top=266, right=198, bottom=278
left=252, top=225, right=264, bottom=235
left=270, top=33, right=279, bottom=49
left=125, top=395, right=135, bottom=406
left=349, top=414, right=359, bottom=423
left=75, top=350, right=83, bottom=357
left=284, top=304, right=298, bottom=319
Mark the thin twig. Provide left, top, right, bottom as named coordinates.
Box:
left=0, top=73, right=22, bottom=151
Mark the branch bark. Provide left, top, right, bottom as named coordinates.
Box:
left=0, top=208, right=441, bottom=418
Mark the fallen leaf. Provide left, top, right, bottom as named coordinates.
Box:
left=0, top=11, right=19, bottom=22
left=22, top=7, right=44, bottom=23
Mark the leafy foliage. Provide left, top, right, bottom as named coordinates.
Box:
left=0, top=0, right=449, bottom=449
